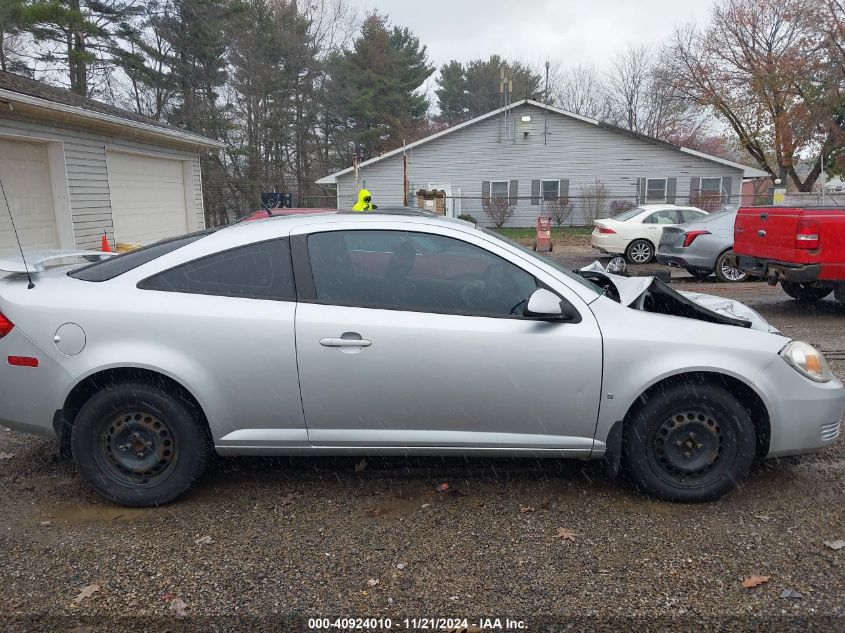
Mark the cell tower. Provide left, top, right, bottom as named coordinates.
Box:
left=498, top=65, right=514, bottom=143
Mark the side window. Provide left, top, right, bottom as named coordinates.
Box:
left=307, top=230, right=539, bottom=317
left=644, top=209, right=680, bottom=224
left=139, top=239, right=295, bottom=300
left=680, top=209, right=706, bottom=223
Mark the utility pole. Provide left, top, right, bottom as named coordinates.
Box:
left=353, top=152, right=360, bottom=196
left=402, top=140, right=408, bottom=207
left=544, top=59, right=550, bottom=146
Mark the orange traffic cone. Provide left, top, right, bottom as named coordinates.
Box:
left=100, top=232, right=111, bottom=253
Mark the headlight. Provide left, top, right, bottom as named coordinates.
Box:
left=780, top=341, right=832, bottom=383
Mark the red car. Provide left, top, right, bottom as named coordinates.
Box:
left=735, top=205, right=845, bottom=303
left=238, top=208, right=336, bottom=222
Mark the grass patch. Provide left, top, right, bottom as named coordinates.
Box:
left=495, top=227, right=592, bottom=239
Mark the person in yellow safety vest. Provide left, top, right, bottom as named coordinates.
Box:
left=352, top=189, right=378, bottom=211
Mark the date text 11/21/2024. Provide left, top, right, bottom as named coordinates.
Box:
left=307, top=617, right=527, bottom=630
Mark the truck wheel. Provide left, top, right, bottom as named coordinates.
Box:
left=71, top=381, right=210, bottom=507
left=781, top=281, right=833, bottom=302
left=714, top=250, right=748, bottom=283
left=622, top=383, right=756, bottom=502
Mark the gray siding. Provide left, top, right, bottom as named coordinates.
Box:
left=334, top=103, right=745, bottom=226
left=0, top=111, right=204, bottom=248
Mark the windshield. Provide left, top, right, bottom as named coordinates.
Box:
left=479, top=227, right=602, bottom=296
left=612, top=206, right=646, bottom=221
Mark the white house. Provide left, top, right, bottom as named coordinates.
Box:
left=317, top=99, right=768, bottom=226
left=0, top=71, right=222, bottom=256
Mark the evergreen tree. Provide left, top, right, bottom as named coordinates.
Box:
left=435, top=55, right=543, bottom=124
left=1, top=0, right=29, bottom=73
left=20, top=0, right=142, bottom=95
left=435, top=60, right=467, bottom=124
left=326, top=12, right=433, bottom=161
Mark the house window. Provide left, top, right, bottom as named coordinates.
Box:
left=490, top=181, right=509, bottom=199
left=646, top=178, right=667, bottom=203
left=701, top=177, right=722, bottom=197
left=541, top=180, right=560, bottom=200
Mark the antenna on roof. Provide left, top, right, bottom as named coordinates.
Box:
left=0, top=174, right=35, bottom=289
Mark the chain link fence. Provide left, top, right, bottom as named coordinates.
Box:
left=403, top=193, right=743, bottom=228
left=205, top=187, right=845, bottom=229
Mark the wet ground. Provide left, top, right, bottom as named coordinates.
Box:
left=0, top=238, right=843, bottom=632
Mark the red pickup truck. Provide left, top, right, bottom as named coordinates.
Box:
left=734, top=206, right=845, bottom=304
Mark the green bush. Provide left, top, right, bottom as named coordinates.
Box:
left=457, top=213, right=478, bottom=224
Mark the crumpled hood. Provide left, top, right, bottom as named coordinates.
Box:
left=578, top=261, right=780, bottom=334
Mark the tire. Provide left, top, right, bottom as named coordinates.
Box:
left=714, top=250, right=749, bottom=283
left=781, top=281, right=833, bottom=302
left=622, top=383, right=756, bottom=502
left=71, top=381, right=210, bottom=507
left=688, top=269, right=711, bottom=281
left=625, top=239, right=654, bottom=265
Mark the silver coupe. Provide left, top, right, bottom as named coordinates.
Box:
left=0, top=212, right=841, bottom=506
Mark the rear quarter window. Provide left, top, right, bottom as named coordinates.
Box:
left=138, top=239, right=295, bottom=301
left=68, top=230, right=216, bottom=282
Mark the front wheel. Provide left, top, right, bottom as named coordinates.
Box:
left=781, top=281, right=833, bottom=302
left=71, top=381, right=210, bottom=507
left=622, top=383, right=756, bottom=502
left=625, top=239, right=654, bottom=264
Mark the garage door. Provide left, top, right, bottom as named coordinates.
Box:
left=108, top=151, right=188, bottom=244
left=0, top=138, right=59, bottom=256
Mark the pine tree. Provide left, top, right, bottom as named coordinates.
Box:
left=435, top=55, right=542, bottom=123
left=326, top=12, right=433, bottom=161
left=20, top=0, right=142, bottom=95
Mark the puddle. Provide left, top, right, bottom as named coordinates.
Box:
left=48, top=504, right=153, bottom=524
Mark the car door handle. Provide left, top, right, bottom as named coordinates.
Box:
left=319, top=337, right=372, bottom=348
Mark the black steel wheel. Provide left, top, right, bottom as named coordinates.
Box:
left=622, top=383, right=756, bottom=502
left=72, top=381, right=210, bottom=506
left=97, top=411, right=178, bottom=488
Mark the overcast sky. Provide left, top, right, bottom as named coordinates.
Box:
left=351, top=0, right=713, bottom=72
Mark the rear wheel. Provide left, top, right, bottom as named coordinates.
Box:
left=71, top=382, right=210, bottom=507
left=714, top=250, right=749, bottom=283
left=781, top=281, right=833, bottom=302
left=622, top=383, right=756, bottom=502
left=625, top=239, right=654, bottom=264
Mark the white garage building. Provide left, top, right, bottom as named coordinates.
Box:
left=0, top=71, right=222, bottom=256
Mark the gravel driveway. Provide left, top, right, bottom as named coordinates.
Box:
left=1, top=241, right=843, bottom=632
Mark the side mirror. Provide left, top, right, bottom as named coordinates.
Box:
left=524, top=288, right=580, bottom=322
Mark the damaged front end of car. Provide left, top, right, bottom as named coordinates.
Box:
left=577, top=261, right=779, bottom=334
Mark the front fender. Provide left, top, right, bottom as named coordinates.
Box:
left=589, top=297, right=785, bottom=444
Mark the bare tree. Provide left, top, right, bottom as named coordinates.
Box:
left=580, top=179, right=610, bottom=224
left=482, top=198, right=515, bottom=228
left=666, top=0, right=840, bottom=190
left=604, top=44, right=709, bottom=143
left=547, top=61, right=610, bottom=118
left=543, top=196, right=573, bottom=227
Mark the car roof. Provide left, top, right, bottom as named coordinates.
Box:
left=213, top=210, right=472, bottom=244
left=637, top=204, right=703, bottom=211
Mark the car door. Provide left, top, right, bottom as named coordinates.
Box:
left=292, top=224, right=603, bottom=454
left=642, top=208, right=682, bottom=240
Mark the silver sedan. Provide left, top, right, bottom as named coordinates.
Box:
left=0, top=213, right=841, bottom=506
left=656, top=209, right=748, bottom=282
